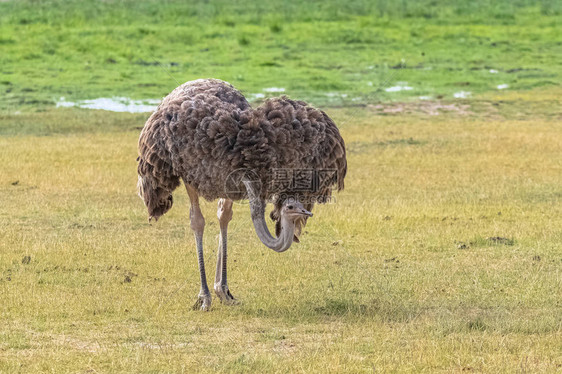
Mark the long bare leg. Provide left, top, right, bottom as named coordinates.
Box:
left=214, top=198, right=237, bottom=304
left=186, top=184, right=211, bottom=311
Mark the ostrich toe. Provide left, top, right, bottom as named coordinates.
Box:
left=214, top=284, right=238, bottom=305
left=193, top=294, right=212, bottom=311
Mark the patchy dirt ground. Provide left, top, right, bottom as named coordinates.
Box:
left=364, top=92, right=561, bottom=121
left=368, top=101, right=473, bottom=116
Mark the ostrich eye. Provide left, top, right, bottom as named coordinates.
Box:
left=287, top=205, right=294, bottom=210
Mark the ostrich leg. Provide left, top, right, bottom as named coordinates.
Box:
left=214, top=198, right=237, bottom=304
left=185, top=184, right=211, bottom=311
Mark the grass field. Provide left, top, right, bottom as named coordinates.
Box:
left=1, top=0, right=561, bottom=109
left=1, top=0, right=562, bottom=372
left=1, top=88, right=561, bottom=372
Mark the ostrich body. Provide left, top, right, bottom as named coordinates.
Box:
left=137, top=79, right=346, bottom=310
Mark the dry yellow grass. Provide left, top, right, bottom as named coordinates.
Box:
left=0, top=92, right=561, bottom=372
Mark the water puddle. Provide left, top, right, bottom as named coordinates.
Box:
left=453, top=91, right=471, bottom=99
left=56, top=97, right=160, bottom=113
left=262, top=87, right=286, bottom=93
left=54, top=84, right=481, bottom=113
left=325, top=92, right=348, bottom=98
left=385, top=83, right=414, bottom=92
left=247, top=93, right=266, bottom=101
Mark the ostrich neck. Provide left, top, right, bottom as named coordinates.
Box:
left=243, top=180, right=294, bottom=253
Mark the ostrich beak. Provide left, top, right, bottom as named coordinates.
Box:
left=300, top=209, right=313, bottom=218
left=148, top=215, right=159, bottom=223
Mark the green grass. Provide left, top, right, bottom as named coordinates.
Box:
left=1, top=89, right=561, bottom=372
left=1, top=0, right=561, bottom=110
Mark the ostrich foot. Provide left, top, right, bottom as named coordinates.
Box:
left=214, top=284, right=238, bottom=305
left=192, top=294, right=212, bottom=311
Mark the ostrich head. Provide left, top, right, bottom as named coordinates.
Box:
left=243, top=180, right=313, bottom=252
left=279, top=198, right=313, bottom=220
left=270, top=196, right=315, bottom=244
left=137, top=175, right=174, bottom=222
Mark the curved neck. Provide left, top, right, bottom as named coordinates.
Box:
left=243, top=180, right=294, bottom=252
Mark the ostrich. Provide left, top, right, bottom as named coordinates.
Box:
left=137, top=79, right=347, bottom=310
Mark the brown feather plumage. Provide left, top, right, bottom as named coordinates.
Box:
left=137, top=79, right=347, bottom=231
